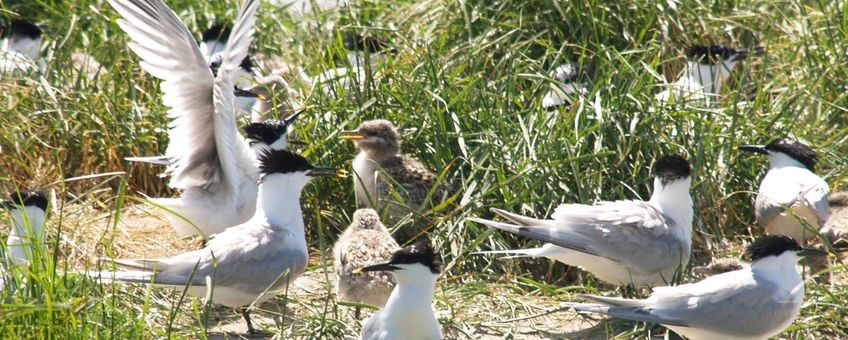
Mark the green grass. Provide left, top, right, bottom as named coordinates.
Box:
left=1, top=0, right=847, bottom=338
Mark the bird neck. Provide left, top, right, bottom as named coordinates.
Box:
left=7, top=37, right=42, bottom=60
left=360, top=148, right=397, bottom=163
left=383, top=274, right=438, bottom=320
left=679, top=61, right=729, bottom=95
left=649, top=177, right=693, bottom=230
left=750, top=252, right=802, bottom=288
left=255, top=174, right=306, bottom=233
left=7, top=206, right=46, bottom=266
left=767, top=153, right=809, bottom=171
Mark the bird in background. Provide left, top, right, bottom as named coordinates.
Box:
left=109, top=0, right=297, bottom=238
left=303, top=32, right=394, bottom=96
left=243, top=111, right=304, bottom=155
left=241, top=74, right=302, bottom=123
left=655, top=44, right=762, bottom=106
left=2, top=190, right=48, bottom=267
left=822, top=192, right=848, bottom=243
left=469, top=154, right=693, bottom=287
left=740, top=139, right=830, bottom=243
left=333, top=208, right=400, bottom=318
left=1, top=190, right=48, bottom=290
left=340, top=119, right=447, bottom=243
left=564, top=235, right=827, bottom=340
left=540, top=62, right=590, bottom=109
left=355, top=238, right=443, bottom=340
left=0, top=19, right=46, bottom=73
left=95, top=148, right=341, bottom=335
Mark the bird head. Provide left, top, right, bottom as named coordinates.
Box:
left=739, top=139, right=817, bottom=171
left=339, top=119, right=401, bottom=157
left=244, top=111, right=305, bottom=152
left=350, top=208, right=385, bottom=231
left=2, top=189, right=48, bottom=237
left=353, top=238, right=442, bottom=285
left=1, top=19, right=43, bottom=59
left=653, top=154, right=692, bottom=187
left=744, top=235, right=827, bottom=265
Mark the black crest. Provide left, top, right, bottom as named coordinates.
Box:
left=744, top=235, right=802, bottom=262
left=389, top=239, right=442, bottom=274
left=8, top=190, right=47, bottom=211
left=201, top=23, right=231, bottom=42
left=209, top=54, right=255, bottom=76
left=258, top=149, right=313, bottom=176
left=343, top=32, right=391, bottom=53
left=244, top=120, right=288, bottom=146
left=1, top=19, right=42, bottom=40
left=653, top=154, right=691, bottom=184
left=686, top=45, right=737, bottom=64
left=765, top=139, right=817, bottom=171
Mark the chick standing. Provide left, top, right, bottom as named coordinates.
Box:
left=333, top=208, right=400, bottom=318
left=340, top=119, right=446, bottom=242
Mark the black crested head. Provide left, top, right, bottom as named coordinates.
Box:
left=7, top=190, right=47, bottom=211
left=209, top=55, right=254, bottom=76
left=258, top=149, right=314, bottom=176
left=653, top=154, right=691, bottom=185
left=343, top=32, right=391, bottom=53
left=201, top=23, right=231, bottom=42
left=244, top=120, right=287, bottom=146
left=1, top=19, right=42, bottom=40
left=389, top=239, right=442, bottom=274
left=744, top=235, right=802, bottom=262
left=764, top=139, right=817, bottom=171
left=240, top=54, right=255, bottom=73
left=686, top=44, right=736, bottom=64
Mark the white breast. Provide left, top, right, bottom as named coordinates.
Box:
left=352, top=152, right=378, bottom=208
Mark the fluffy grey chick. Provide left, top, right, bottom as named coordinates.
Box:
left=339, top=120, right=447, bottom=242
left=333, top=208, right=400, bottom=318
left=822, top=192, right=848, bottom=244
left=243, top=74, right=301, bottom=123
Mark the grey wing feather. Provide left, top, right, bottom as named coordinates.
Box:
left=468, top=215, right=605, bottom=260
left=755, top=192, right=785, bottom=228
left=652, top=278, right=799, bottom=336
left=565, top=302, right=690, bottom=327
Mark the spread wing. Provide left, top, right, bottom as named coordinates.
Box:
left=108, top=0, right=259, bottom=193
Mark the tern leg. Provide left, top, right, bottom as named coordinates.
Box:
left=242, top=309, right=256, bottom=335
left=355, top=306, right=361, bottom=319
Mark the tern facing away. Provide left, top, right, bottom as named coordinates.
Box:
left=354, top=239, right=443, bottom=340
left=96, top=149, right=340, bottom=335
left=564, top=235, right=827, bottom=340
left=655, top=44, right=761, bottom=106
left=540, top=62, right=589, bottom=108
left=333, top=208, right=400, bottom=318
left=740, top=139, right=829, bottom=242
left=469, top=154, right=693, bottom=287
left=109, top=0, right=297, bottom=238
left=2, top=190, right=48, bottom=267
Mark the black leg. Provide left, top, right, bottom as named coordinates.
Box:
left=242, top=309, right=256, bottom=335
left=355, top=306, right=361, bottom=319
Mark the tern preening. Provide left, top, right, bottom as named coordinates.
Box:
left=96, top=149, right=340, bottom=335
left=333, top=208, right=400, bottom=318
left=469, top=154, right=693, bottom=287
left=109, top=0, right=303, bottom=238
left=656, top=44, right=762, bottom=106
left=355, top=239, right=443, bottom=340
left=740, top=139, right=830, bottom=242
left=564, top=235, right=827, bottom=340
left=340, top=119, right=447, bottom=242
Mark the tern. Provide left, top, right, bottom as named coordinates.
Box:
left=469, top=154, right=693, bottom=287
left=0, top=19, right=46, bottom=73
left=541, top=62, right=589, bottom=108
left=740, top=139, right=829, bottom=242
left=1, top=190, right=48, bottom=290
left=340, top=119, right=447, bottom=242
left=355, top=239, right=443, bottom=340
left=96, top=149, right=340, bottom=335
left=564, top=235, right=827, bottom=340
left=108, top=0, right=301, bottom=238
left=333, top=208, right=400, bottom=318
left=656, top=44, right=761, bottom=106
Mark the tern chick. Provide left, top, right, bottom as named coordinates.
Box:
left=565, top=235, right=827, bottom=340
left=541, top=62, right=590, bottom=108
left=333, top=208, right=400, bottom=318
left=469, top=154, right=693, bottom=287
left=97, top=149, right=340, bottom=335
left=740, top=139, right=829, bottom=242
left=355, top=239, right=443, bottom=340
left=340, top=119, right=446, bottom=242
